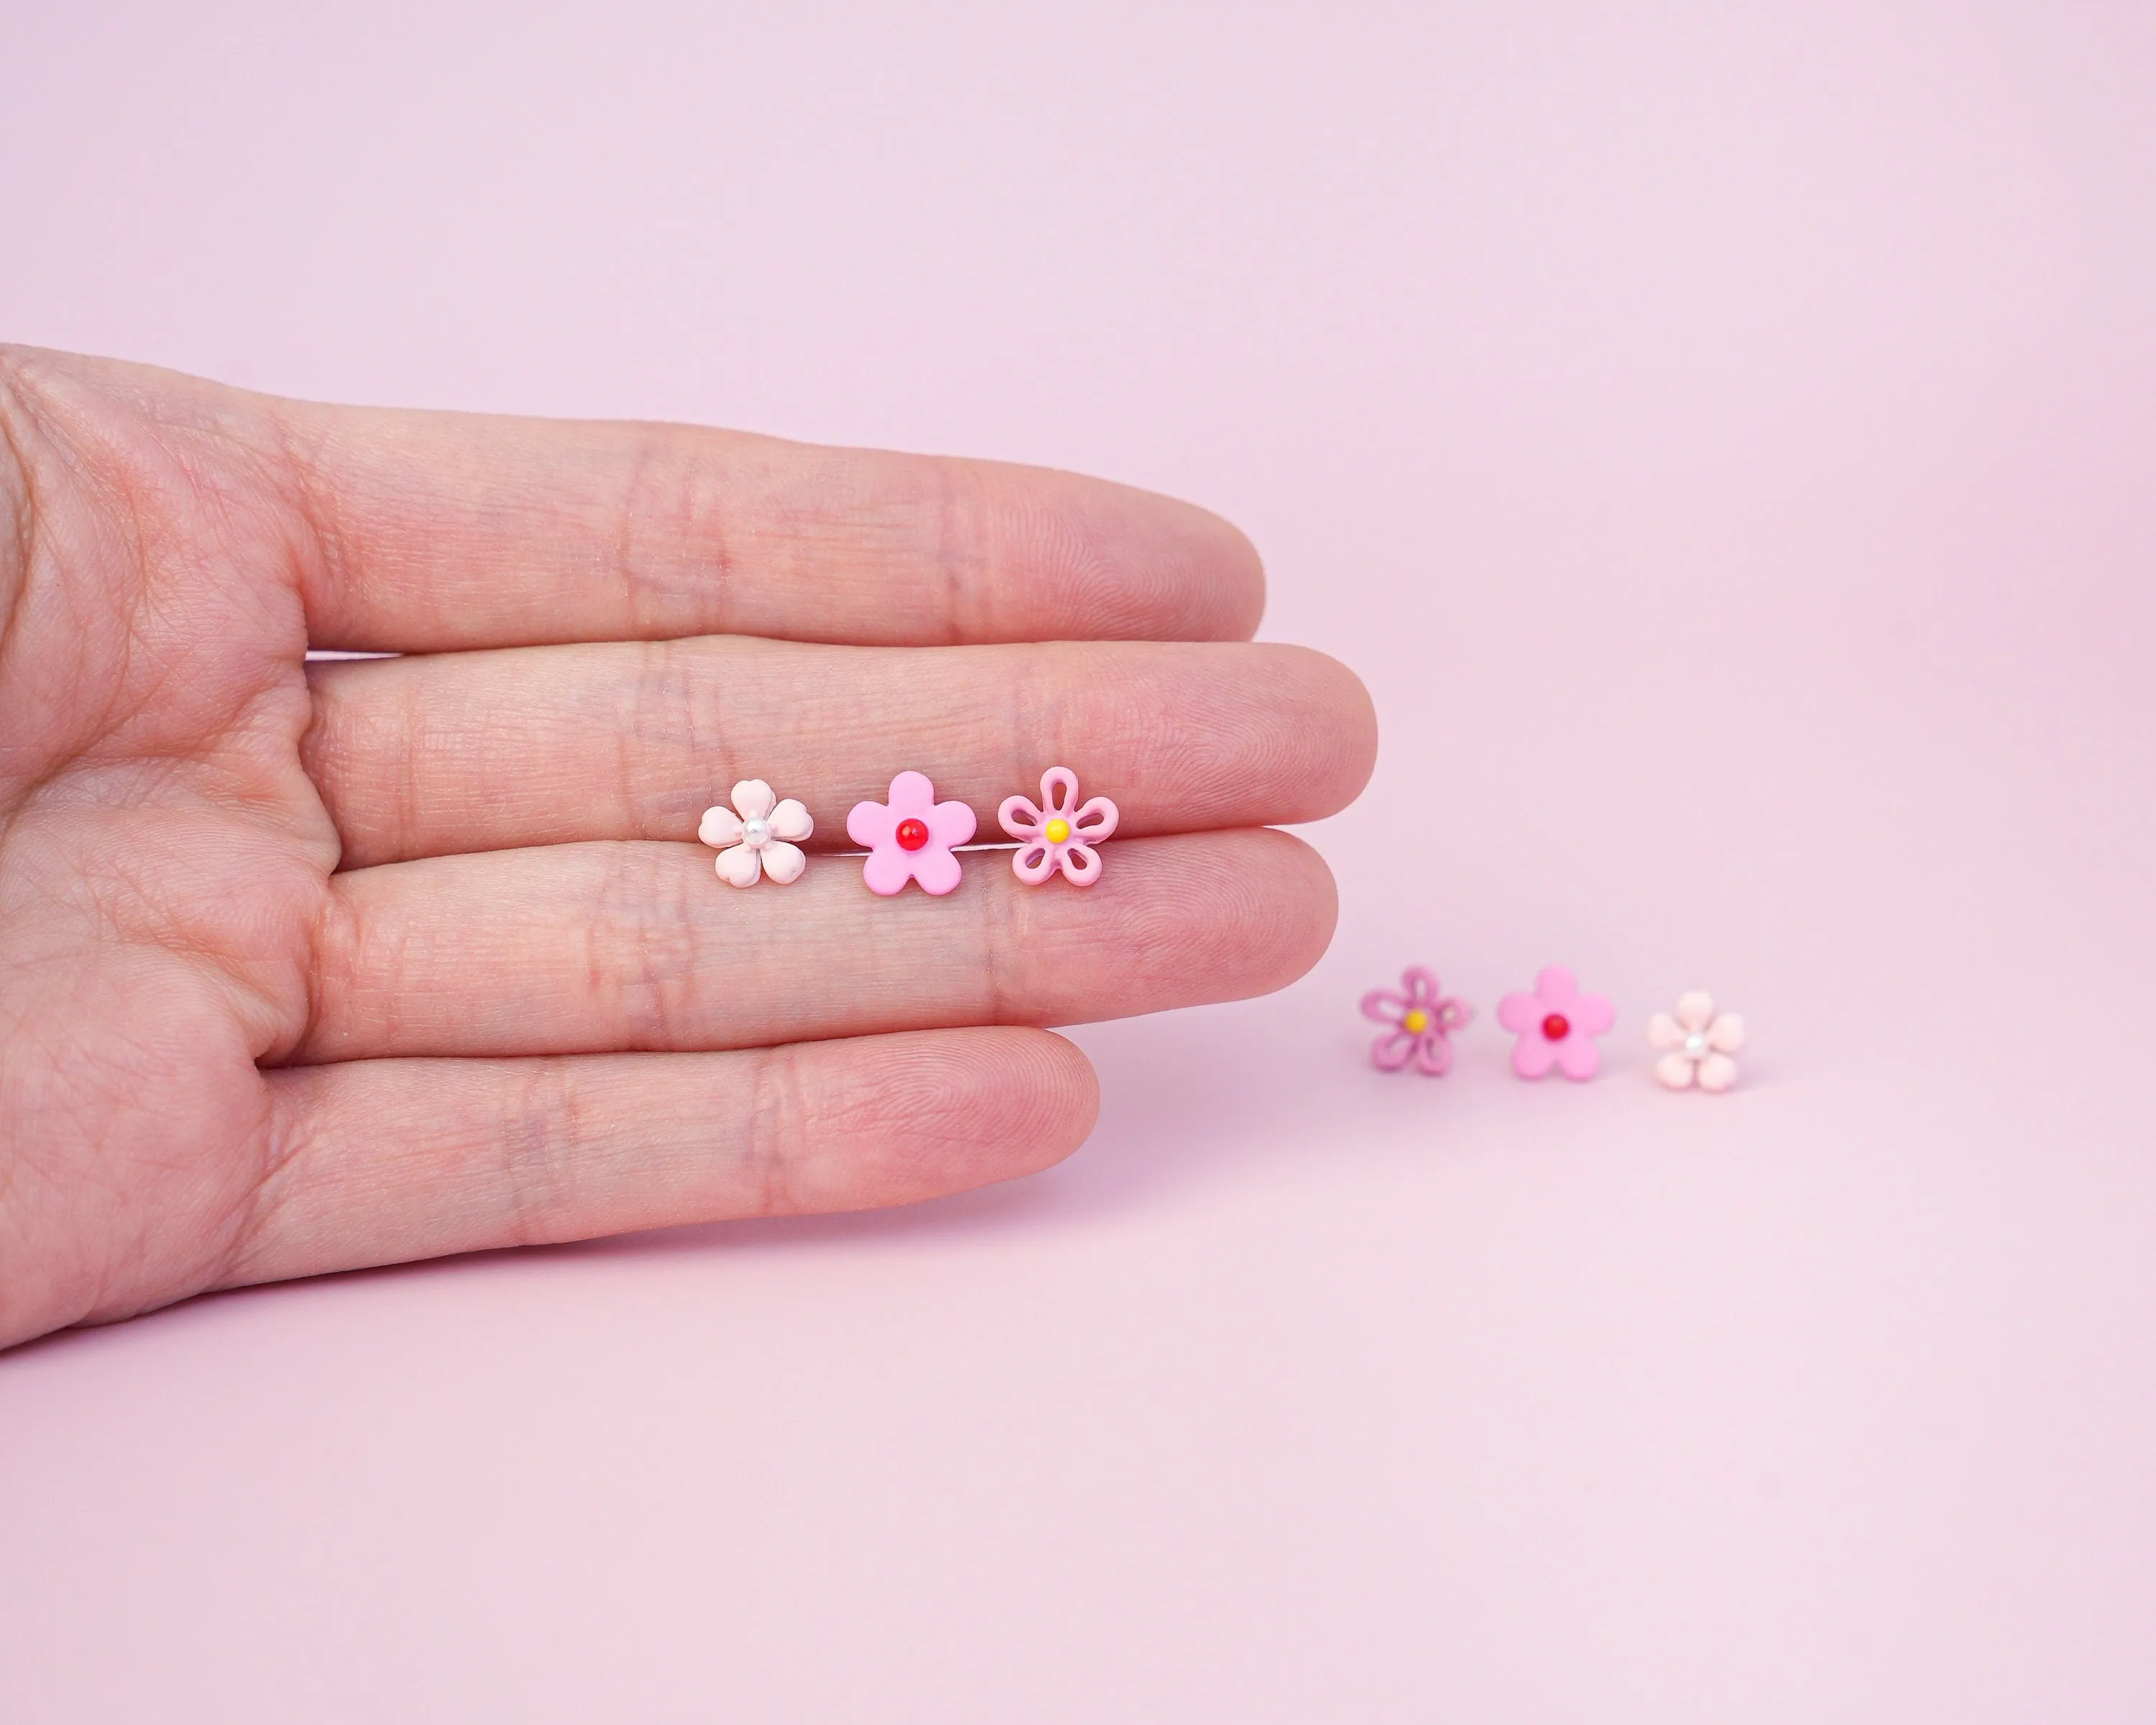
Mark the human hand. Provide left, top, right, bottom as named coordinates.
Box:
left=0, top=349, right=1374, bottom=1348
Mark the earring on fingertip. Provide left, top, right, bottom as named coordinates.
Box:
left=700, top=780, right=813, bottom=887
left=999, top=767, right=1118, bottom=886
left=847, top=770, right=977, bottom=896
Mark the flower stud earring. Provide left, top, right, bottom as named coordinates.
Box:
left=847, top=770, right=977, bottom=896
left=1360, top=967, right=1471, bottom=1075
left=1649, top=992, right=1746, bottom=1091
left=998, top=767, right=1118, bottom=886
left=699, top=779, right=812, bottom=886
left=1496, top=965, right=1615, bottom=1081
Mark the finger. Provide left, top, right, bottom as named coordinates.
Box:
left=270, top=398, right=1264, bottom=651
left=297, top=829, right=1335, bottom=1062
left=233, top=1029, right=1095, bottom=1287
left=303, top=638, right=1376, bottom=867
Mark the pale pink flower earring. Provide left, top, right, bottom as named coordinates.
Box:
left=1360, top=967, right=1471, bottom=1075
left=1497, top=965, right=1615, bottom=1080
left=998, top=767, right=1118, bottom=886
left=1649, top=993, right=1746, bottom=1091
left=699, top=779, right=812, bottom=886
left=847, top=770, right=977, bottom=896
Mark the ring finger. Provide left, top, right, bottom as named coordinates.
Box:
left=295, top=829, right=1335, bottom=1062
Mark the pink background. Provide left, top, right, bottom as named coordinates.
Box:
left=4, top=3, right=2155, bottom=1717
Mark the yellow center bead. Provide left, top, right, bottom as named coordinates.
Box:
left=1044, top=818, right=1072, bottom=843
left=1403, top=1008, right=1430, bottom=1034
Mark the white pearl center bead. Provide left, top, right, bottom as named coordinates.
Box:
left=1683, top=1031, right=1709, bottom=1059
left=742, top=817, right=769, bottom=846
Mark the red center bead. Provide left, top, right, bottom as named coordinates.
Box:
left=1542, top=1013, right=1570, bottom=1041
left=895, top=817, right=930, bottom=852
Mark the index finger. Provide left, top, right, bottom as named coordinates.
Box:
left=271, top=400, right=1266, bottom=652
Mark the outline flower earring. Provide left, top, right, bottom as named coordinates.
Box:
left=998, top=767, right=1118, bottom=886
left=1360, top=967, right=1471, bottom=1075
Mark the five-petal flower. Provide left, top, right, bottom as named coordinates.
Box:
left=1649, top=992, right=1746, bottom=1091
left=1496, top=965, right=1615, bottom=1080
left=699, top=779, right=812, bottom=887
left=1360, top=967, right=1471, bottom=1075
left=998, top=767, right=1118, bottom=886
left=847, top=770, right=977, bottom=896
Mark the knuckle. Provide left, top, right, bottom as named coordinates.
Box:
left=498, top=1058, right=586, bottom=1246
left=742, top=1044, right=806, bottom=1216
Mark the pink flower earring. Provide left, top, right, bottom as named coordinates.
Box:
left=847, top=770, right=977, bottom=896
left=998, top=767, right=1118, bottom=886
left=1649, top=992, right=1746, bottom=1091
left=1360, top=967, right=1471, bottom=1075
left=699, top=779, right=812, bottom=886
left=1496, top=965, right=1614, bottom=1081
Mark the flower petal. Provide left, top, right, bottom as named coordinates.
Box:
left=1411, top=1033, right=1454, bottom=1076
left=1399, top=966, right=1441, bottom=1007
left=1511, top=1034, right=1557, bottom=1078
left=730, top=778, right=776, bottom=822
left=1011, top=843, right=1056, bottom=884
left=1534, top=965, right=1580, bottom=1008
left=714, top=843, right=763, bottom=888
left=1555, top=1035, right=1602, bottom=1081
left=1697, top=1052, right=1740, bottom=1092
left=1655, top=1051, right=1697, bottom=1090
left=1647, top=1011, right=1683, bottom=1049
left=1071, top=796, right=1118, bottom=840
left=1372, top=1029, right=1417, bottom=1070
left=768, top=799, right=813, bottom=842
left=846, top=799, right=897, bottom=848
left=760, top=840, right=807, bottom=884
left=699, top=805, right=744, bottom=849
left=885, top=770, right=937, bottom=816
left=1360, top=990, right=1410, bottom=1024
left=1439, top=998, right=1472, bottom=1031
left=910, top=843, right=964, bottom=896
left=1708, top=1013, right=1746, bottom=1052
left=1058, top=842, right=1103, bottom=886
left=1571, top=992, right=1616, bottom=1036
left=860, top=846, right=915, bottom=896
left=1675, top=991, right=1715, bottom=1032
left=926, top=799, right=978, bottom=847
left=1038, top=766, right=1080, bottom=817
left=998, top=796, right=1045, bottom=841
left=1496, top=992, right=1541, bottom=1033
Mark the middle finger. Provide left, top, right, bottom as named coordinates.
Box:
left=303, top=637, right=1376, bottom=868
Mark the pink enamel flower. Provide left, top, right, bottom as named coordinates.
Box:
left=1496, top=965, right=1615, bottom=1081
left=847, top=770, right=977, bottom=896
left=698, top=778, right=812, bottom=888
left=1649, top=992, right=1746, bottom=1092
left=1360, top=967, right=1471, bottom=1075
left=998, top=767, right=1118, bottom=886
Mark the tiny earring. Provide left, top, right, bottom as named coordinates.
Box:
left=847, top=770, right=976, bottom=896
left=1360, top=966, right=1471, bottom=1075
left=998, top=766, right=1119, bottom=886
left=1649, top=992, right=1746, bottom=1091
left=699, top=779, right=812, bottom=887
left=1496, top=965, right=1614, bottom=1081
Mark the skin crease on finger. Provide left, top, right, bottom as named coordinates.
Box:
left=0, top=347, right=1375, bottom=1351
